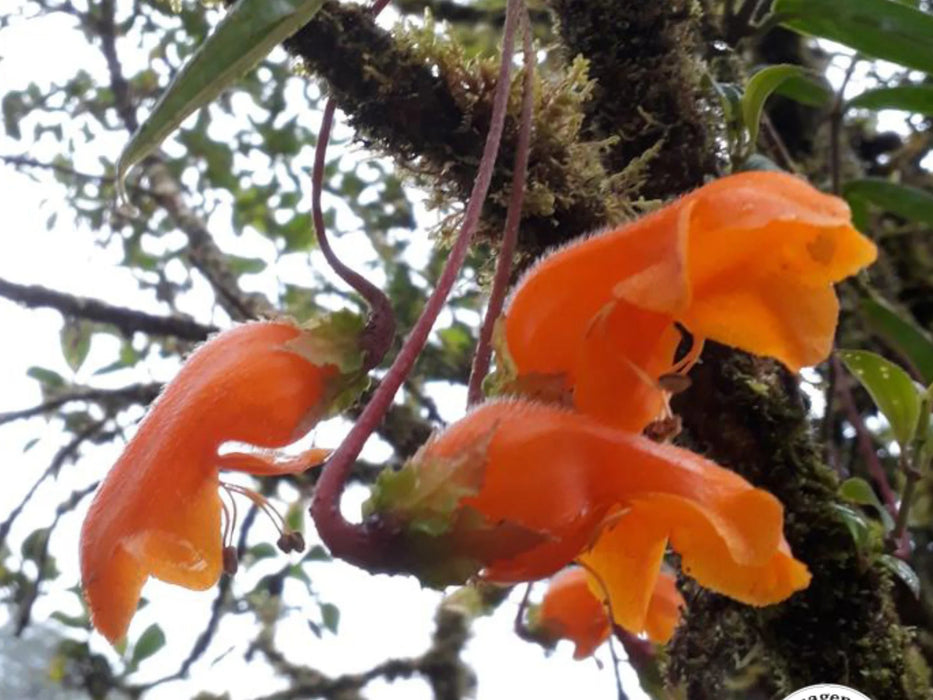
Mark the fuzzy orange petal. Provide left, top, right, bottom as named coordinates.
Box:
left=80, top=321, right=340, bottom=643
left=504, top=201, right=687, bottom=379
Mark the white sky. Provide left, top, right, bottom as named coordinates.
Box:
left=0, top=5, right=648, bottom=699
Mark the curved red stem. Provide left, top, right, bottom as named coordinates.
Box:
left=467, top=12, right=535, bottom=406
left=311, top=0, right=526, bottom=570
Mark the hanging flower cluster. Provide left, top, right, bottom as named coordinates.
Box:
left=364, top=171, right=876, bottom=648
left=80, top=171, right=877, bottom=651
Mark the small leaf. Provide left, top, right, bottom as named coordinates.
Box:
left=831, top=503, right=871, bottom=552
left=843, top=178, right=933, bottom=227
left=839, top=477, right=895, bottom=531
left=878, top=554, right=921, bottom=597
left=859, top=295, right=933, bottom=385
left=249, top=543, right=277, bottom=561
left=115, top=0, right=327, bottom=205
left=303, top=545, right=330, bottom=562
left=50, top=611, right=90, bottom=629
left=839, top=349, right=922, bottom=450
left=775, top=0, right=933, bottom=74
left=742, top=65, right=811, bottom=149
left=848, top=84, right=933, bottom=116
left=27, top=366, right=65, bottom=389
left=60, top=319, right=93, bottom=373
left=772, top=73, right=833, bottom=107
left=320, top=602, right=340, bottom=634
left=130, top=623, right=166, bottom=667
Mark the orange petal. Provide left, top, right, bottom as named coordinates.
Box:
left=573, top=300, right=682, bottom=431
left=634, top=499, right=811, bottom=606
left=578, top=508, right=667, bottom=637
left=80, top=321, right=343, bottom=643
left=504, top=201, right=687, bottom=379
left=538, top=567, right=611, bottom=659
left=644, top=571, right=684, bottom=643
left=681, top=172, right=876, bottom=369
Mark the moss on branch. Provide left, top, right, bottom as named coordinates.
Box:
left=671, top=345, right=929, bottom=698
left=547, top=0, right=718, bottom=197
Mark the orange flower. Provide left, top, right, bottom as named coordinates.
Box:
left=535, top=567, right=610, bottom=659
left=365, top=400, right=810, bottom=629
left=500, top=171, right=877, bottom=430
left=80, top=318, right=365, bottom=643
left=534, top=566, right=684, bottom=658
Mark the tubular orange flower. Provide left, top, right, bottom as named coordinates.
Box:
left=365, top=400, right=810, bottom=633
left=80, top=317, right=365, bottom=643
left=533, top=566, right=684, bottom=659
left=500, top=171, right=877, bottom=430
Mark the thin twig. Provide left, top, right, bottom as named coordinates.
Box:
left=0, top=422, right=107, bottom=549
left=15, top=481, right=99, bottom=635
left=0, top=277, right=216, bottom=341
left=467, top=10, right=535, bottom=406
left=0, top=382, right=162, bottom=426
left=310, top=0, right=525, bottom=569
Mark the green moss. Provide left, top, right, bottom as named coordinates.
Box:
left=670, top=346, right=931, bottom=698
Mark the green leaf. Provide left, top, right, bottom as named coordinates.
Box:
left=742, top=65, right=811, bottom=151
left=50, top=611, right=90, bottom=629
left=839, top=477, right=895, bottom=531
left=848, top=85, right=933, bottom=116
left=774, top=0, right=933, bottom=74
left=60, top=319, right=93, bottom=373
left=772, top=73, right=833, bottom=108
left=843, top=178, right=933, bottom=227
left=878, top=553, right=921, bottom=597
left=320, top=602, right=340, bottom=634
left=115, top=0, right=326, bottom=206
left=839, top=349, right=922, bottom=449
left=249, top=543, right=278, bottom=561
left=303, top=545, right=331, bottom=562
left=130, top=623, right=166, bottom=667
left=27, top=366, right=65, bottom=389
left=831, top=503, right=872, bottom=552
left=859, top=295, right=933, bottom=385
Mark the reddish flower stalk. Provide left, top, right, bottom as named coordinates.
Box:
left=311, top=97, right=395, bottom=370
left=310, top=0, right=526, bottom=569
left=467, top=11, right=535, bottom=406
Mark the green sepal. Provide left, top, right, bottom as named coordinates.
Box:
left=286, top=309, right=367, bottom=374
left=363, top=430, right=491, bottom=535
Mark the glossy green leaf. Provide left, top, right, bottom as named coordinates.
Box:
left=848, top=85, right=933, bottom=116
left=844, top=178, right=933, bottom=227
left=859, top=295, right=933, bottom=385
left=26, top=366, right=65, bottom=390
left=831, top=503, right=871, bottom=552
left=116, top=0, right=326, bottom=206
left=130, top=623, right=165, bottom=667
left=878, top=554, right=921, bottom=597
left=839, top=349, right=922, bottom=449
left=772, top=73, right=833, bottom=108
left=839, top=477, right=895, bottom=531
left=775, top=0, right=933, bottom=74
left=742, top=65, right=810, bottom=149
